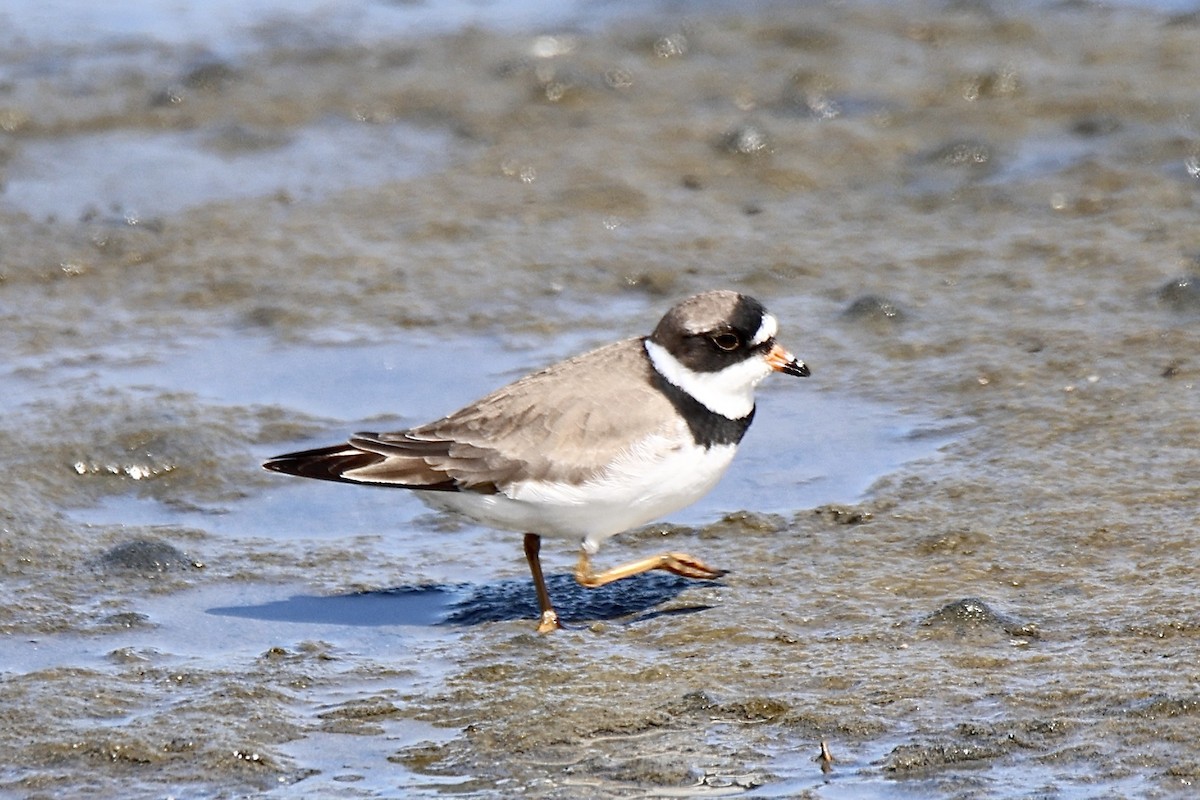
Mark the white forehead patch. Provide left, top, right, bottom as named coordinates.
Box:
left=750, top=313, right=777, bottom=347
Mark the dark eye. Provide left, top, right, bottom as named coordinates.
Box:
left=711, top=332, right=741, bottom=351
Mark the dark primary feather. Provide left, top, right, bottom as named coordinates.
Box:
left=262, top=444, right=375, bottom=483
left=262, top=442, right=462, bottom=491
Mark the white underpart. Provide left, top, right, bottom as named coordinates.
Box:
left=421, top=432, right=738, bottom=553
left=644, top=339, right=771, bottom=419
left=750, top=313, right=777, bottom=347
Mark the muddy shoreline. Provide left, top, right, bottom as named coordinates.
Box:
left=2, top=1, right=1199, bottom=797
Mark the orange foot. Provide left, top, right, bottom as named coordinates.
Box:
left=575, top=550, right=728, bottom=588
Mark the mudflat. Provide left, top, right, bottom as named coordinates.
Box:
left=1, top=2, right=1198, bottom=797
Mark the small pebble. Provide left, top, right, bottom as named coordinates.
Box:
left=1156, top=275, right=1200, bottom=312
left=101, top=539, right=203, bottom=573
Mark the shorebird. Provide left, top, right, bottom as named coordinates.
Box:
left=264, top=290, right=808, bottom=632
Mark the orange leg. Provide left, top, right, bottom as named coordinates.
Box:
left=575, top=548, right=727, bottom=588
left=523, top=533, right=561, bottom=634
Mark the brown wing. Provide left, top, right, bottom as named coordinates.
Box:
left=263, top=338, right=681, bottom=492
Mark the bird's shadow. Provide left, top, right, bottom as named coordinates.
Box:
left=208, top=573, right=716, bottom=629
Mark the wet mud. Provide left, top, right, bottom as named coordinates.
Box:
left=2, top=1, right=1200, bottom=797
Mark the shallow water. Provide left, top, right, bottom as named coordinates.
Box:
left=2, top=0, right=1200, bottom=798
left=3, top=121, right=462, bottom=222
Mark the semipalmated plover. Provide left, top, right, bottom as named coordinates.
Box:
left=264, top=290, right=808, bottom=632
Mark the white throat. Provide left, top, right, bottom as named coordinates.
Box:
left=644, top=339, right=770, bottom=419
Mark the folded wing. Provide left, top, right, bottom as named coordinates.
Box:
left=263, top=338, right=677, bottom=495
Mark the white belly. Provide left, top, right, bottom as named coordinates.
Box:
left=418, top=437, right=738, bottom=554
